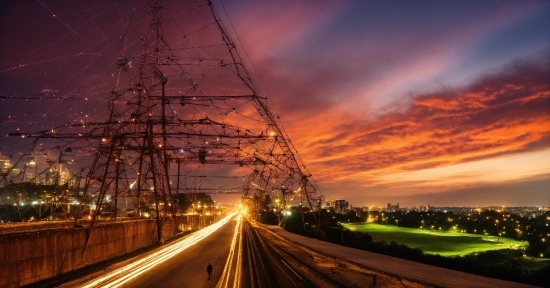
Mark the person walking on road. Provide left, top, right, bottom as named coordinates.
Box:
left=207, top=263, right=213, bottom=280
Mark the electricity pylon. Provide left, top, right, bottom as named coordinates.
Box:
left=7, top=0, right=322, bottom=241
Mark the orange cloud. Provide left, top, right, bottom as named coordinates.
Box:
left=284, top=60, right=550, bottom=187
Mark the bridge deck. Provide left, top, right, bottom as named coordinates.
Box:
left=266, top=225, right=536, bottom=288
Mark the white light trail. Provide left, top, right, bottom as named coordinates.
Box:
left=234, top=218, right=243, bottom=288
left=216, top=215, right=242, bottom=288
left=81, top=213, right=237, bottom=288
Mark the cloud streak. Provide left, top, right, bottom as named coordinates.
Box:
left=1, top=0, right=549, bottom=206
left=288, top=57, right=550, bottom=191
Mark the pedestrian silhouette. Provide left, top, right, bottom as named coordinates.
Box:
left=207, top=263, right=213, bottom=280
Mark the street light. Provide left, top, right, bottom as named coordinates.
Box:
left=496, top=220, right=500, bottom=243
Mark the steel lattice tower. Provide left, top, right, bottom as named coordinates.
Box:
left=5, top=0, right=322, bottom=241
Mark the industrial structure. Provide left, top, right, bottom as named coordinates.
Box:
left=1, top=0, right=321, bottom=242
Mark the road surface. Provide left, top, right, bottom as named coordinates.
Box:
left=118, top=216, right=237, bottom=288
left=54, top=214, right=334, bottom=288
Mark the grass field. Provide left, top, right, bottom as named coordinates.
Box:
left=342, top=223, right=525, bottom=257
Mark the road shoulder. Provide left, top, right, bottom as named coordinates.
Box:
left=264, top=225, right=537, bottom=288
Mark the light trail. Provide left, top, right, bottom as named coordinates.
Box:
left=81, top=213, right=237, bottom=288
left=216, top=215, right=242, bottom=288
left=234, top=216, right=243, bottom=288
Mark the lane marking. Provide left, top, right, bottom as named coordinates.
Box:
left=280, top=259, right=302, bottom=281
left=216, top=214, right=242, bottom=288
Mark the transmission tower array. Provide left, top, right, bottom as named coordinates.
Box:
left=3, top=0, right=322, bottom=238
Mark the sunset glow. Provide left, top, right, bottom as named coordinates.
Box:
left=0, top=0, right=548, bottom=207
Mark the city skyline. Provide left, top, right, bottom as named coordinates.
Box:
left=0, top=0, right=549, bottom=207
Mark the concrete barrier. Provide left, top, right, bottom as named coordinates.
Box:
left=0, top=218, right=183, bottom=288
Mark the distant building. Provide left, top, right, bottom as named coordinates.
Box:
left=325, top=198, right=350, bottom=214
left=0, top=154, right=21, bottom=178
left=0, top=154, right=12, bottom=174
left=26, top=172, right=36, bottom=183
left=40, top=165, right=73, bottom=186
left=387, top=203, right=399, bottom=212
left=325, top=198, right=335, bottom=208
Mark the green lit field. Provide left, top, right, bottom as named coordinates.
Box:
left=342, top=223, right=525, bottom=257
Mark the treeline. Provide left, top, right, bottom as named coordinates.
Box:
left=260, top=210, right=550, bottom=287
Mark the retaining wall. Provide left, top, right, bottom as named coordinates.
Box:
left=0, top=218, right=182, bottom=288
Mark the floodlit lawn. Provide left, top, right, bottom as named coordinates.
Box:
left=342, top=223, right=525, bottom=256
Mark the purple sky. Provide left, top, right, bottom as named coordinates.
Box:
left=1, top=0, right=549, bottom=207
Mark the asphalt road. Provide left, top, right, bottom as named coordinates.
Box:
left=241, top=220, right=307, bottom=288
left=120, top=217, right=238, bottom=288
left=49, top=216, right=334, bottom=288
left=120, top=217, right=308, bottom=288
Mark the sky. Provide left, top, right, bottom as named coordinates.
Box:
left=1, top=0, right=549, bottom=208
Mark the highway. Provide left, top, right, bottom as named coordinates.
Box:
left=240, top=220, right=305, bottom=287
left=65, top=213, right=346, bottom=288
left=75, top=214, right=239, bottom=288
left=29, top=213, right=537, bottom=288
left=118, top=217, right=236, bottom=288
